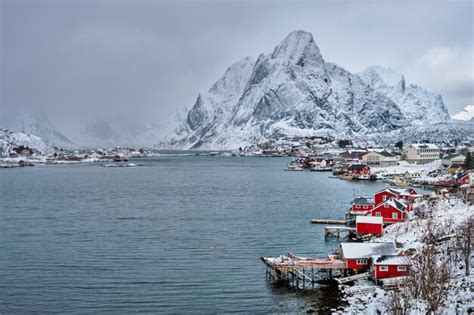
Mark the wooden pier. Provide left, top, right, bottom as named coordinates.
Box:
left=261, top=253, right=348, bottom=289
left=310, top=219, right=348, bottom=225
left=324, top=226, right=355, bottom=238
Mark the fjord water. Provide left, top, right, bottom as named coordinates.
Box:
left=0, top=156, right=385, bottom=313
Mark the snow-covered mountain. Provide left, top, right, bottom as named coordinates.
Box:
left=0, top=129, right=51, bottom=155
left=452, top=105, right=474, bottom=121
left=164, top=30, right=451, bottom=149
left=358, top=66, right=450, bottom=125
left=0, top=111, right=77, bottom=150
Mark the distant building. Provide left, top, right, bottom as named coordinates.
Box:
left=347, top=164, right=371, bottom=176
left=403, top=143, right=440, bottom=164
left=362, top=151, right=399, bottom=167
left=441, top=154, right=466, bottom=168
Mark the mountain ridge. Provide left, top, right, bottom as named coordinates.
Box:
left=164, top=30, right=450, bottom=149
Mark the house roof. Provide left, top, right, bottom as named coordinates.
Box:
left=410, top=143, right=439, bottom=150
left=443, top=153, right=464, bottom=160
left=356, top=216, right=383, bottom=224
left=376, top=187, right=418, bottom=197
left=379, top=151, right=395, bottom=157
left=373, top=198, right=407, bottom=212
left=373, top=255, right=410, bottom=265
left=352, top=197, right=374, bottom=205
left=348, top=164, right=368, bottom=170
left=341, top=242, right=396, bottom=259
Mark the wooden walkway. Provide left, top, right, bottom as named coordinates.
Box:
left=261, top=253, right=348, bottom=289
left=324, top=226, right=356, bottom=238
left=310, top=219, right=348, bottom=225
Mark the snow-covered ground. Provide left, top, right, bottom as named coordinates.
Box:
left=341, top=198, right=474, bottom=314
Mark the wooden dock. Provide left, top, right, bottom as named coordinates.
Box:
left=310, top=219, right=348, bottom=225
left=336, top=271, right=371, bottom=284
left=324, top=226, right=356, bottom=238
left=261, top=253, right=348, bottom=289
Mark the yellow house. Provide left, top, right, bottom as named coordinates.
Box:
left=362, top=151, right=399, bottom=167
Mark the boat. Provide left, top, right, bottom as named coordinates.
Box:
left=286, top=162, right=303, bottom=171
left=310, top=160, right=332, bottom=172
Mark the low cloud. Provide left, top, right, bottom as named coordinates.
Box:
left=404, top=46, right=473, bottom=114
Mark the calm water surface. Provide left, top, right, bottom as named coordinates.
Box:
left=0, top=156, right=385, bottom=313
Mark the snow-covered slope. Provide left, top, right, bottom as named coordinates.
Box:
left=0, top=129, right=51, bottom=155
left=0, top=111, right=77, bottom=150
left=358, top=66, right=450, bottom=125
left=165, top=30, right=450, bottom=149
left=452, top=105, right=474, bottom=121
left=166, top=30, right=412, bottom=149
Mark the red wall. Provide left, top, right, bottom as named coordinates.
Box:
left=356, top=222, right=383, bottom=235
left=370, top=205, right=405, bottom=223
left=352, top=204, right=374, bottom=212
left=346, top=259, right=371, bottom=270
left=374, top=265, right=409, bottom=279
left=374, top=191, right=397, bottom=205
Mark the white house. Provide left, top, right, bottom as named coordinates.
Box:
left=441, top=154, right=466, bottom=168
left=403, top=143, right=440, bottom=164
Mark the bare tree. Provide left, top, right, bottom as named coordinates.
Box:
left=385, top=285, right=410, bottom=315
left=456, top=216, right=473, bottom=276
left=405, top=223, right=453, bottom=313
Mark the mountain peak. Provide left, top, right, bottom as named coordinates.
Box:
left=271, top=30, right=324, bottom=66
left=361, top=65, right=404, bottom=87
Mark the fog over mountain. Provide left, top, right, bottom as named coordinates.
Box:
left=1, top=0, right=472, bottom=147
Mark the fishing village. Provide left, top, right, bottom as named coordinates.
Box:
left=260, top=140, right=474, bottom=313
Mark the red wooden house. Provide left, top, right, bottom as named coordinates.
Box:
left=374, top=187, right=420, bottom=206
left=347, top=164, right=371, bottom=176
left=370, top=198, right=407, bottom=223
left=373, top=255, right=410, bottom=279
left=356, top=216, right=383, bottom=235
left=351, top=197, right=374, bottom=214
left=341, top=242, right=396, bottom=271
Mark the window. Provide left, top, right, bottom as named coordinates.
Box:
left=356, top=259, right=367, bottom=265
left=392, top=213, right=398, bottom=219
left=355, top=205, right=360, bottom=209
left=376, top=212, right=381, bottom=217
left=363, top=205, right=368, bottom=209
left=384, top=204, right=389, bottom=208
left=397, top=266, right=407, bottom=272
left=383, top=196, right=388, bottom=201
left=379, top=266, right=388, bottom=271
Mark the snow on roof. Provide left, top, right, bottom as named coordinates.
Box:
left=373, top=198, right=407, bottom=211
left=341, top=242, right=396, bottom=259
left=410, top=143, right=439, bottom=150
left=356, top=216, right=383, bottom=224
left=377, top=187, right=418, bottom=197
left=443, top=153, right=464, bottom=160
left=352, top=197, right=374, bottom=205
left=373, top=255, right=410, bottom=265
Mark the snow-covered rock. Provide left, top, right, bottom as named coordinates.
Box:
left=0, top=111, right=77, bottom=150
left=0, top=129, right=51, bottom=155
left=358, top=66, right=450, bottom=125
left=164, top=30, right=451, bottom=150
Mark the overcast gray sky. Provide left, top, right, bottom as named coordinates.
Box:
left=1, top=0, right=473, bottom=140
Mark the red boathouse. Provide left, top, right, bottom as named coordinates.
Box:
left=341, top=242, right=396, bottom=271
left=347, top=164, right=371, bottom=176
left=373, top=255, right=410, bottom=279
left=356, top=216, right=383, bottom=235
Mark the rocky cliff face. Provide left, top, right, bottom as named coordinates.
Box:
left=358, top=66, right=450, bottom=125
left=165, top=30, right=450, bottom=149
